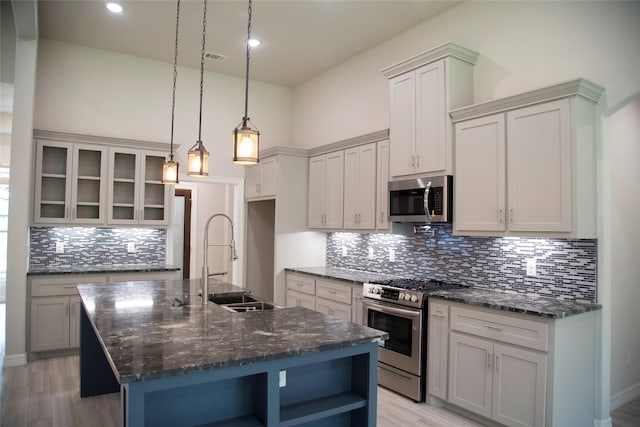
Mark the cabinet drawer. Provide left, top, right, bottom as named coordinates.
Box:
left=30, top=274, right=107, bottom=296
left=450, top=305, right=549, bottom=351
left=286, top=289, right=315, bottom=310
left=316, top=298, right=352, bottom=322
left=286, top=273, right=315, bottom=295
left=315, top=279, right=352, bottom=305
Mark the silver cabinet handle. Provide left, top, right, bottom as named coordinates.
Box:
left=431, top=312, right=445, bottom=318
left=411, top=155, right=415, bottom=168
left=499, top=209, right=504, bottom=223
left=495, top=354, right=499, bottom=372
left=510, top=208, right=514, bottom=223
left=487, top=353, right=492, bottom=369
left=485, top=324, right=502, bottom=331
left=416, top=154, right=420, bottom=168
left=65, top=207, right=69, bottom=219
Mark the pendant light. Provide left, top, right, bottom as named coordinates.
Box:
left=187, top=0, right=210, bottom=176
left=162, top=0, right=181, bottom=184
left=232, top=0, right=260, bottom=165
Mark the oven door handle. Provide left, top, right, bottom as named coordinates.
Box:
left=365, top=301, right=422, bottom=318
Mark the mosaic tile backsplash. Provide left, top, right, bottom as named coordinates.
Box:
left=327, top=225, right=597, bottom=303
left=30, top=227, right=166, bottom=267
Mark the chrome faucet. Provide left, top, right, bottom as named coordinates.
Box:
left=202, top=213, right=238, bottom=304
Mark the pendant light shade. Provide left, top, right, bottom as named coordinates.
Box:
left=233, top=119, right=259, bottom=165
left=162, top=0, right=182, bottom=184
left=188, top=0, right=210, bottom=177
left=233, top=0, right=259, bottom=165
left=187, top=140, right=209, bottom=176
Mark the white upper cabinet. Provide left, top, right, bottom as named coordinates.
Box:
left=376, top=140, right=390, bottom=231
left=308, top=151, right=344, bottom=229
left=452, top=79, right=604, bottom=238
left=343, top=143, right=376, bottom=229
left=245, top=156, right=276, bottom=199
left=108, top=148, right=170, bottom=226
left=382, top=42, right=477, bottom=179
left=34, top=139, right=107, bottom=225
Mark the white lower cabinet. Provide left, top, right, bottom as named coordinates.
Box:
left=429, top=300, right=598, bottom=427
left=30, top=296, right=78, bottom=352
left=285, top=271, right=363, bottom=324
left=448, top=333, right=546, bottom=427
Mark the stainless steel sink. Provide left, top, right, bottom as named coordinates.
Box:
left=208, top=293, right=275, bottom=312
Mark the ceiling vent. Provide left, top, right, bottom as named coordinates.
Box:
left=205, top=52, right=228, bottom=62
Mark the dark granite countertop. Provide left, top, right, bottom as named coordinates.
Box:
left=285, top=266, right=398, bottom=285
left=27, top=264, right=180, bottom=276
left=76, top=278, right=387, bottom=384
left=427, top=288, right=601, bottom=319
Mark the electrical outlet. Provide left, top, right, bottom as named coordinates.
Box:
left=341, top=245, right=347, bottom=257
left=526, top=259, right=536, bottom=276
left=389, top=249, right=396, bottom=263
left=127, top=243, right=136, bottom=253
left=368, top=247, right=374, bottom=260
left=55, top=241, right=64, bottom=254
left=279, top=370, right=287, bottom=387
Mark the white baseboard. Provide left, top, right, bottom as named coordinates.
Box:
left=3, top=353, right=27, bottom=367
left=611, top=381, right=640, bottom=410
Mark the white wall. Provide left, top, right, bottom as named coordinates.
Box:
left=34, top=39, right=294, bottom=179
left=608, top=95, right=640, bottom=406
left=292, top=1, right=640, bottom=149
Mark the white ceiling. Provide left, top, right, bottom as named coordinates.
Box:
left=37, top=0, right=460, bottom=87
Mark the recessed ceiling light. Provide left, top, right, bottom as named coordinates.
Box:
left=106, top=2, right=123, bottom=14
left=248, top=38, right=261, bottom=48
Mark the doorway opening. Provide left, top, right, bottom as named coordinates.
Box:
left=245, top=199, right=275, bottom=301
left=173, top=189, right=192, bottom=279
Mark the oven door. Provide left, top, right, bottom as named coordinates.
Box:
left=363, top=298, right=423, bottom=375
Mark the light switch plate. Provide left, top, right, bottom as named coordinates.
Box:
left=55, top=242, right=64, bottom=254
left=341, top=245, right=347, bottom=257
left=526, top=259, right=536, bottom=276
left=279, top=370, right=286, bottom=387
left=389, top=249, right=396, bottom=263
left=368, top=247, right=374, bottom=260
left=127, top=243, right=136, bottom=253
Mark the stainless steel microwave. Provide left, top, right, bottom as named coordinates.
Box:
left=388, top=175, right=452, bottom=223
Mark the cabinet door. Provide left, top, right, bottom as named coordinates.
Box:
left=351, top=294, right=363, bottom=325
left=71, top=144, right=107, bottom=225
left=34, top=140, right=73, bottom=224
left=343, top=147, right=360, bottom=229
left=454, top=113, right=506, bottom=232
left=428, top=301, right=449, bottom=400
left=30, top=297, right=70, bottom=352
left=448, top=332, right=493, bottom=418
left=376, top=140, right=390, bottom=230
left=415, top=60, right=446, bottom=174
left=245, top=164, right=261, bottom=198
left=324, top=151, right=344, bottom=229
left=316, top=298, right=351, bottom=322
left=357, top=143, right=377, bottom=229
left=308, top=155, right=326, bottom=228
left=140, top=151, right=170, bottom=225
left=69, top=296, right=81, bottom=348
left=259, top=156, right=277, bottom=197
left=507, top=99, right=571, bottom=232
left=108, top=147, right=140, bottom=224
left=286, top=289, right=315, bottom=310
left=389, top=72, right=416, bottom=177
left=492, top=344, right=547, bottom=427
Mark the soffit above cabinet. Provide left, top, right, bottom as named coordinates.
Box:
left=308, top=129, right=389, bottom=157
left=380, top=42, right=479, bottom=79
left=449, top=78, right=605, bottom=123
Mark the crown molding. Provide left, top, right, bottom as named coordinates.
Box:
left=259, top=146, right=309, bottom=159
left=449, top=78, right=606, bottom=123
left=309, top=129, right=390, bottom=157
left=380, top=42, right=479, bottom=79
left=33, top=129, right=176, bottom=151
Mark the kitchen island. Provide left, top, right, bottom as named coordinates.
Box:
left=77, top=278, right=386, bottom=427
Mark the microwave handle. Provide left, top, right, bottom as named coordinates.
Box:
left=423, top=181, right=433, bottom=223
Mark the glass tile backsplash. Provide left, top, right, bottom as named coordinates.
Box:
left=30, top=227, right=166, bottom=267
left=327, top=225, right=597, bottom=302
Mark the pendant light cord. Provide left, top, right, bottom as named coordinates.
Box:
left=170, top=0, right=181, bottom=160
left=198, top=0, right=208, bottom=142
left=243, top=0, right=252, bottom=125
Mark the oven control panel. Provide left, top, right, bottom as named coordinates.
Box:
left=363, top=283, right=423, bottom=308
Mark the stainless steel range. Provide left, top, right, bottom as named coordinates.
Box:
left=363, top=278, right=462, bottom=402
